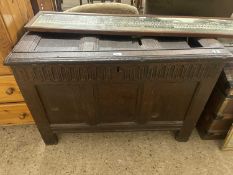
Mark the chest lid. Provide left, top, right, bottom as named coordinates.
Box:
left=5, top=32, right=232, bottom=65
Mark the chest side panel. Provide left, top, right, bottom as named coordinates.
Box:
left=13, top=61, right=221, bottom=126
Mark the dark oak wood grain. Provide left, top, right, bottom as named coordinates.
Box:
left=5, top=32, right=233, bottom=144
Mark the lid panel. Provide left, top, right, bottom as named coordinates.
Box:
left=13, top=32, right=226, bottom=53
left=35, top=34, right=81, bottom=52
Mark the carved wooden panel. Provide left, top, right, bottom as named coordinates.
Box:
left=13, top=63, right=219, bottom=82
left=35, top=81, right=198, bottom=125
left=95, top=84, right=140, bottom=123
left=141, top=81, right=198, bottom=122
left=37, top=84, right=95, bottom=124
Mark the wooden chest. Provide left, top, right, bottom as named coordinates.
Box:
left=197, top=40, right=233, bottom=139
left=5, top=32, right=232, bottom=145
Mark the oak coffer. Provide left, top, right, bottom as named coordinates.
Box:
left=5, top=32, right=232, bottom=145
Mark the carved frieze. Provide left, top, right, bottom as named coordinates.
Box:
left=14, top=62, right=219, bottom=82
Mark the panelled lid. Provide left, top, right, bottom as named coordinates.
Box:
left=5, top=32, right=233, bottom=65
left=13, top=32, right=225, bottom=52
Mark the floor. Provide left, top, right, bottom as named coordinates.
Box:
left=0, top=125, right=233, bottom=175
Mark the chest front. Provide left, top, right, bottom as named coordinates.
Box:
left=5, top=33, right=232, bottom=144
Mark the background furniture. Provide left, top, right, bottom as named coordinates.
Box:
left=81, top=0, right=130, bottom=5
left=30, top=0, right=56, bottom=14
left=61, top=0, right=142, bottom=12
left=84, top=0, right=143, bottom=8
left=197, top=40, right=233, bottom=140
left=144, top=0, right=233, bottom=17
left=65, top=2, right=139, bottom=14
left=222, top=124, right=233, bottom=150
left=197, top=65, right=233, bottom=139
left=84, top=0, right=122, bottom=4
left=0, top=0, right=34, bottom=125
left=5, top=33, right=231, bottom=144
